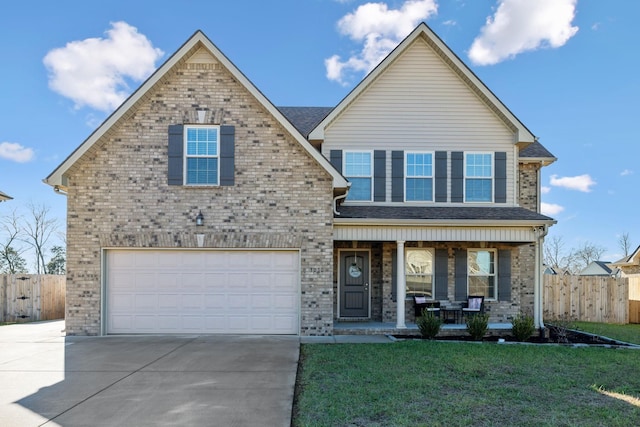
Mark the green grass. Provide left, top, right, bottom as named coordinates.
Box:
left=294, top=342, right=640, bottom=426
left=572, top=322, right=640, bottom=345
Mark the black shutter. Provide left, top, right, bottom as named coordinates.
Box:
left=434, top=249, right=448, bottom=300
left=391, top=150, right=404, bottom=202
left=374, top=150, right=386, bottom=202
left=498, top=249, right=512, bottom=301
left=451, top=151, right=464, bottom=203
left=168, top=124, right=184, bottom=186
left=330, top=150, right=342, bottom=173
left=220, top=126, right=235, bottom=186
left=495, top=152, right=507, bottom=203
left=435, top=151, right=447, bottom=202
left=391, top=250, right=397, bottom=302
left=454, top=249, right=467, bottom=301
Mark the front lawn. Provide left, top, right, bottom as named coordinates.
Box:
left=294, top=341, right=640, bottom=426
left=573, top=322, right=640, bottom=345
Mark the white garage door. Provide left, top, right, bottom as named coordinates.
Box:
left=106, top=249, right=300, bottom=334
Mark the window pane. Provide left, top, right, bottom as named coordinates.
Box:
left=186, top=127, right=218, bottom=156
left=406, top=178, right=433, bottom=201
left=468, top=276, right=495, bottom=298
left=406, top=275, right=433, bottom=297
left=346, top=177, right=372, bottom=201
left=468, top=251, right=495, bottom=275
left=186, top=158, right=218, bottom=185
left=466, top=153, right=492, bottom=178
left=406, top=153, right=432, bottom=177
left=465, top=179, right=492, bottom=202
left=344, top=152, right=371, bottom=176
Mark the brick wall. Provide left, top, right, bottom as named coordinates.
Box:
left=64, top=49, right=335, bottom=335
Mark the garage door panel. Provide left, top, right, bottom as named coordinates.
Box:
left=107, top=250, right=299, bottom=334
left=158, top=294, right=180, bottom=309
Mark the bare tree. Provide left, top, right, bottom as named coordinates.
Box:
left=22, top=202, right=60, bottom=274
left=544, top=235, right=577, bottom=273
left=0, top=209, right=29, bottom=273
left=618, top=232, right=632, bottom=258
left=573, top=241, right=606, bottom=271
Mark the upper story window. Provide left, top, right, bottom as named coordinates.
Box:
left=185, top=126, right=219, bottom=185
left=405, top=152, right=433, bottom=201
left=465, top=153, right=493, bottom=202
left=344, top=151, right=372, bottom=201
left=468, top=249, right=496, bottom=299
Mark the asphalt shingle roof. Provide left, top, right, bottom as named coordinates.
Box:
left=335, top=205, right=554, bottom=222
left=519, top=141, right=555, bottom=159
left=278, top=107, right=333, bottom=138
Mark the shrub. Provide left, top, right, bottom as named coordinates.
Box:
left=466, top=313, right=489, bottom=341
left=416, top=310, right=442, bottom=339
left=511, top=314, right=535, bottom=342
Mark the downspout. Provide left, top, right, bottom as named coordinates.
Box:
left=333, top=192, right=348, bottom=216
left=534, top=224, right=549, bottom=333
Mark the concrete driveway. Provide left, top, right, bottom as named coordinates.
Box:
left=0, top=321, right=299, bottom=427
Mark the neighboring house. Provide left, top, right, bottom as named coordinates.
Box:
left=45, top=23, right=556, bottom=336
left=543, top=264, right=558, bottom=275
left=0, top=190, right=12, bottom=202
left=578, top=261, right=615, bottom=277
left=610, top=246, right=640, bottom=278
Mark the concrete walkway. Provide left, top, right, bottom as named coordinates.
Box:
left=0, top=321, right=299, bottom=427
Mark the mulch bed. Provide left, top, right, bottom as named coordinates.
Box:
left=393, top=329, right=635, bottom=347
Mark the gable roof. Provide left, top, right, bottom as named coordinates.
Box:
left=308, top=22, right=537, bottom=147
left=610, top=245, right=640, bottom=267
left=0, top=190, right=12, bottom=202
left=44, top=31, right=348, bottom=191
left=578, top=260, right=614, bottom=276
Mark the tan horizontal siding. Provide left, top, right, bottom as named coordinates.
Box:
left=322, top=39, right=517, bottom=205
left=333, top=225, right=537, bottom=242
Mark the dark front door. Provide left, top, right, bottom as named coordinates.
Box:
left=340, top=251, right=369, bottom=317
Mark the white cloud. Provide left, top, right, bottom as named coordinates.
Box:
left=550, top=174, right=596, bottom=192
left=43, top=21, right=164, bottom=112
left=468, top=0, right=579, bottom=66
left=0, top=142, right=35, bottom=163
left=325, top=0, right=438, bottom=85
left=620, top=169, right=633, bottom=176
left=541, top=202, right=564, bottom=216
left=541, top=186, right=551, bottom=194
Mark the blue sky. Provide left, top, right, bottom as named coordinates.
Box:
left=0, top=0, right=638, bottom=266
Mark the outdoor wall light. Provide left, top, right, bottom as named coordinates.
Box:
left=195, top=211, right=204, bottom=226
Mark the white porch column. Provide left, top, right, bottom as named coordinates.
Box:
left=396, top=240, right=406, bottom=329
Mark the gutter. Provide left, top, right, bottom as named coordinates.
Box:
left=333, top=218, right=557, bottom=227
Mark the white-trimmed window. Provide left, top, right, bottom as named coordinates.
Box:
left=465, top=153, right=493, bottom=202
left=468, top=249, right=496, bottom=299
left=405, top=152, right=433, bottom=201
left=344, top=151, right=372, bottom=201
left=185, top=125, right=219, bottom=185
left=405, top=248, right=434, bottom=297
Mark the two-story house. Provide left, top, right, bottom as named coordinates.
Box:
left=45, top=23, right=555, bottom=336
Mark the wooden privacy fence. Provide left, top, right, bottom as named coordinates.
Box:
left=0, top=275, right=66, bottom=322
left=544, top=275, right=630, bottom=324
left=629, top=276, right=640, bottom=324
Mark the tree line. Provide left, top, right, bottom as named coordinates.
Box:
left=0, top=202, right=65, bottom=274
left=544, top=232, right=633, bottom=275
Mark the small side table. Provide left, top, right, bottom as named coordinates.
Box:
left=441, top=307, right=461, bottom=324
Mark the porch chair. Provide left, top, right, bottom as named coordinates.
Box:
left=413, top=295, right=440, bottom=318
left=461, top=295, right=484, bottom=320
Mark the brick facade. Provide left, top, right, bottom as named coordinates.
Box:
left=64, top=50, right=335, bottom=335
